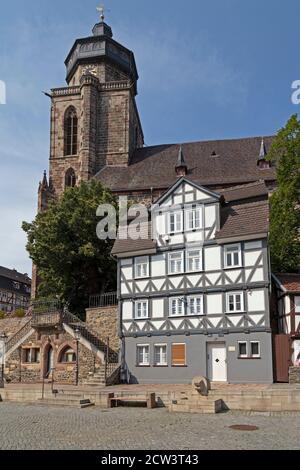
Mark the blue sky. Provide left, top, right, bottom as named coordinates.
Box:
left=0, top=0, right=299, bottom=275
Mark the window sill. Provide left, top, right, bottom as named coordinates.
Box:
left=226, top=311, right=246, bottom=315
left=136, top=364, right=151, bottom=368
left=238, top=357, right=261, bottom=360
left=172, top=365, right=188, bottom=368
left=134, top=317, right=150, bottom=321
left=224, top=266, right=243, bottom=271
left=135, top=276, right=150, bottom=280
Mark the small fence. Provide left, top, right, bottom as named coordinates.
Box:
left=89, top=292, right=118, bottom=309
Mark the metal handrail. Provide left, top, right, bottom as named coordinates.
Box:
left=62, top=310, right=119, bottom=363
left=89, top=292, right=117, bottom=309
left=4, top=319, right=32, bottom=356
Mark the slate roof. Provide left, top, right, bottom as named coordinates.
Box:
left=219, top=181, right=269, bottom=203
left=95, top=136, right=275, bottom=192
left=215, top=200, right=269, bottom=241
left=0, top=266, right=31, bottom=285
left=274, top=274, right=300, bottom=293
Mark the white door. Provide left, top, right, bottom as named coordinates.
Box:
left=207, top=343, right=227, bottom=382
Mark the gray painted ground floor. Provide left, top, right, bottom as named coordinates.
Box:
left=123, top=332, right=274, bottom=384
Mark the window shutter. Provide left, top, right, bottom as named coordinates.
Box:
left=172, top=344, right=186, bottom=366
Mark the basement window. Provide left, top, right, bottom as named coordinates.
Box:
left=238, top=342, right=248, bottom=358
left=250, top=341, right=261, bottom=358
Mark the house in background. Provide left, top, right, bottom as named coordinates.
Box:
left=272, top=274, right=300, bottom=382
left=0, top=267, right=31, bottom=314
left=112, top=176, right=274, bottom=384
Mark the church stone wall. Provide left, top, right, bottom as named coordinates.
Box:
left=4, top=327, right=102, bottom=385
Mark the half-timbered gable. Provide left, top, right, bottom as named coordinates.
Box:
left=113, top=178, right=274, bottom=384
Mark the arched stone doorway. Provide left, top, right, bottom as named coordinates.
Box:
left=43, top=344, right=54, bottom=378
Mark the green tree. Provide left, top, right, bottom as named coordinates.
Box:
left=268, top=114, right=300, bottom=273
left=23, top=181, right=118, bottom=316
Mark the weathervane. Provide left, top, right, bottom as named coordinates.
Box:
left=96, top=4, right=106, bottom=22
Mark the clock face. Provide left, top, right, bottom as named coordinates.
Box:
left=82, top=65, right=98, bottom=77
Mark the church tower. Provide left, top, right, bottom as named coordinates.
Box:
left=43, top=11, right=144, bottom=200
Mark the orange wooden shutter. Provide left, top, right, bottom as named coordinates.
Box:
left=172, top=344, right=186, bottom=366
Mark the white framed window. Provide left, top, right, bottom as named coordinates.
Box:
left=187, top=296, right=204, bottom=316
left=137, top=344, right=150, bottom=366
left=169, top=297, right=184, bottom=317
left=224, top=244, right=242, bottom=268
left=186, top=207, right=202, bottom=231
left=295, top=297, right=300, bottom=313
left=154, top=344, right=167, bottom=366
left=135, top=300, right=149, bottom=319
left=226, top=292, right=244, bottom=313
left=250, top=341, right=261, bottom=358
left=168, top=211, right=183, bottom=234
left=186, top=249, right=202, bottom=272
left=238, top=342, right=248, bottom=358
left=168, top=251, right=184, bottom=274
left=135, top=256, right=149, bottom=279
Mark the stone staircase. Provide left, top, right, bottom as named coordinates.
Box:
left=83, top=363, right=120, bottom=386
left=36, top=395, right=95, bottom=409
left=168, top=390, right=224, bottom=414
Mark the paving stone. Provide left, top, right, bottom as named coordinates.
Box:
left=0, top=403, right=299, bottom=450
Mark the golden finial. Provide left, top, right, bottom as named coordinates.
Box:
left=96, top=4, right=105, bottom=22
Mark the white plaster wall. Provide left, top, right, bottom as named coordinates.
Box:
left=247, top=290, right=265, bottom=312
left=207, top=293, right=223, bottom=314
left=204, top=246, right=221, bottom=271
left=205, top=205, right=217, bottom=228
left=244, top=249, right=262, bottom=267
left=121, top=266, right=133, bottom=281
left=122, top=301, right=133, bottom=320
left=151, top=254, right=166, bottom=277
left=245, top=267, right=264, bottom=282
left=152, top=299, right=164, bottom=318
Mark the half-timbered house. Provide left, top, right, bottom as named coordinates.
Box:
left=112, top=175, right=274, bottom=384
left=272, top=274, right=300, bottom=382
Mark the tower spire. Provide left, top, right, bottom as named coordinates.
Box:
left=258, top=138, right=267, bottom=160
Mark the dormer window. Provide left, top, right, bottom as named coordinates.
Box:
left=186, top=207, right=202, bottom=231
left=168, top=211, right=183, bottom=234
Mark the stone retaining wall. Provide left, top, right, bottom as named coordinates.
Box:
left=0, top=317, right=29, bottom=338
left=86, top=306, right=119, bottom=353
left=289, top=367, right=300, bottom=384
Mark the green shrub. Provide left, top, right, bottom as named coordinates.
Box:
left=13, top=308, right=26, bottom=318
left=0, top=311, right=6, bottom=319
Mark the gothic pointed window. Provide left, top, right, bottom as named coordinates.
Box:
left=64, top=107, right=78, bottom=156
left=65, top=168, right=76, bottom=188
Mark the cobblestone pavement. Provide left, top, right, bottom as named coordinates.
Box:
left=0, top=403, right=299, bottom=450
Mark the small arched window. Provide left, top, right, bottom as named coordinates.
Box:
left=65, top=168, right=76, bottom=188
left=64, top=107, right=78, bottom=156
left=59, top=347, right=76, bottom=363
